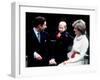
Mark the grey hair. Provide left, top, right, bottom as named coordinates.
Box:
left=72, top=19, right=86, bottom=34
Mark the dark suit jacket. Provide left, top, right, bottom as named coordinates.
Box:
left=54, top=31, right=73, bottom=65
left=26, top=29, right=49, bottom=67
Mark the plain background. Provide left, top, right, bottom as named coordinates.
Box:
left=0, top=0, right=100, bottom=80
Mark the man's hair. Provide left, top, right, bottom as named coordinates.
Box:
left=33, top=16, right=46, bottom=27
left=72, top=19, right=86, bottom=35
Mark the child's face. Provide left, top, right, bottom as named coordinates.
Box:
left=58, top=21, right=67, bottom=33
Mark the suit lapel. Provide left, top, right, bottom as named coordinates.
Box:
left=32, top=30, right=40, bottom=44
left=40, top=32, right=44, bottom=44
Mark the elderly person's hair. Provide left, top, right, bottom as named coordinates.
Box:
left=72, top=19, right=86, bottom=35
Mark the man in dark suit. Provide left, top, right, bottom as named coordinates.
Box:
left=26, top=16, right=49, bottom=67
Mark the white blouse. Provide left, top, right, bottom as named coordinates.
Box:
left=67, top=35, right=89, bottom=63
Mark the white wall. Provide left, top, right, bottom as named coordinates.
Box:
left=0, top=0, right=100, bottom=80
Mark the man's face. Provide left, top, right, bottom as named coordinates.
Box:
left=39, top=21, right=47, bottom=31
left=58, top=21, right=67, bottom=33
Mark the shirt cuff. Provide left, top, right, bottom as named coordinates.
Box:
left=33, top=51, right=39, bottom=58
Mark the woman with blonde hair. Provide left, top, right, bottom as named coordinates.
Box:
left=59, top=19, right=89, bottom=66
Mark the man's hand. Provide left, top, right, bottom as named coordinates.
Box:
left=49, top=58, right=57, bottom=65
left=35, top=55, right=42, bottom=60
left=34, top=52, right=42, bottom=60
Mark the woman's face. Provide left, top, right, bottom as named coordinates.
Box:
left=73, top=27, right=81, bottom=36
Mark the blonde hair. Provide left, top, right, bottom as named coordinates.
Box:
left=59, top=21, right=67, bottom=28
left=72, top=19, right=86, bottom=34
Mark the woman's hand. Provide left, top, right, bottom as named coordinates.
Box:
left=63, top=60, right=67, bottom=65
left=63, top=60, right=71, bottom=64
